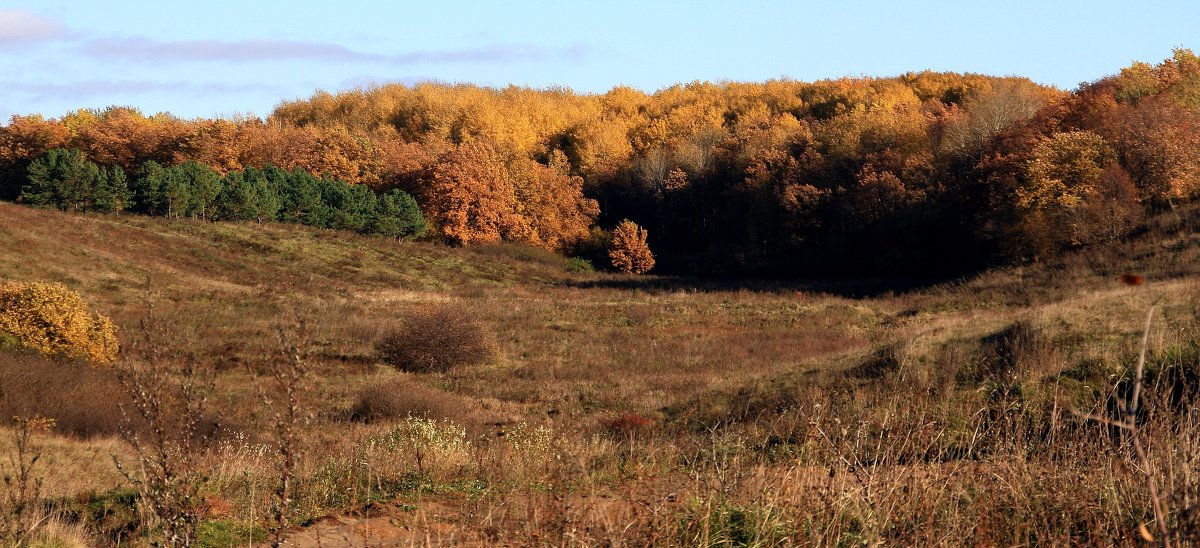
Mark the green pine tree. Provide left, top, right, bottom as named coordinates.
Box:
left=21, top=148, right=104, bottom=212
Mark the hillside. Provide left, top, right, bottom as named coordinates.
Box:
left=2, top=201, right=1200, bottom=545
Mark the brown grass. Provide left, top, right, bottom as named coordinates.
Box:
left=348, top=375, right=521, bottom=432
left=0, top=350, right=125, bottom=438
left=2, top=201, right=1200, bottom=544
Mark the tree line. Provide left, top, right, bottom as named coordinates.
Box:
left=1, top=48, right=1198, bottom=277
left=17, top=148, right=426, bottom=240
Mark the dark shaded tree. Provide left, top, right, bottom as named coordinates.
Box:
left=370, top=189, right=426, bottom=240
left=20, top=148, right=106, bottom=212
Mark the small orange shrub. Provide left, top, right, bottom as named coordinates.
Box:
left=0, top=281, right=118, bottom=365
left=602, top=412, right=653, bottom=436
left=609, top=220, right=655, bottom=274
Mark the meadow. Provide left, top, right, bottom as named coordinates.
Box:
left=1, top=199, right=1199, bottom=546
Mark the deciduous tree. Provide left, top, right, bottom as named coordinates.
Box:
left=0, top=115, right=70, bottom=199
left=609, top=220, right=654, bottom=274
left=419, top=141, right=521, bottom=246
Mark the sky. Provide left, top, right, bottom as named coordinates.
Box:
left=1, top=0, right=1198, bottom=121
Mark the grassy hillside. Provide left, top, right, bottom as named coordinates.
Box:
left=2, top=201, right=1200, bottom=545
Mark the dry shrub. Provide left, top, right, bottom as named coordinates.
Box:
left=0, top=349, right=125, bottom=438
left=0, top=281, right=118, bottom=365
left=349, top=376, right=518, bottom=431
left=1111, top=341, right=1200, bottom=418
left=960, top=321, right=1050, bottom=385
left=375, top=304, right=495, bottom=373
left=602, top=412, right=653, bottom=437
left=846, top=344, right=903, bottom=380
left=350, top=379, right=460, bottom=423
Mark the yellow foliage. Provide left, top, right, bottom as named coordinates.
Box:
left=0, top=281, right=118, bottom=365
left=1019, top=131, right=1113, bottom=211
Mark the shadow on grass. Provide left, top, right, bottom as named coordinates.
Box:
left=568, top=272, right=977, bottom=299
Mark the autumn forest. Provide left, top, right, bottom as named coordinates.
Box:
left=4, top=48, right=1197, bottom=278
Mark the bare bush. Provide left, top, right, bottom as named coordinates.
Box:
left=845, top=343, right=903, bottom=380
left=266, top=318, right=309, bottom=547
left=0, top=350, right=125, bottom=438
left=375, top=305, right=495, bottom=373
left=0, top=416, right=54, bottom=544
left=348, top=376, right=519, bottom=434
left=960, top=320, right=1050, bottom=384
left=112, top=304, right=215, bottom=548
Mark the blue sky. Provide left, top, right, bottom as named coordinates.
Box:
left=1, top=1, right=1197, bottom=120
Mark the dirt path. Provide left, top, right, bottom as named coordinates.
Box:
left=275, top=501, right=484, bottom=547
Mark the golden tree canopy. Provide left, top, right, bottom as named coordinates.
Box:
left=0, top=281, right=118, bottom=365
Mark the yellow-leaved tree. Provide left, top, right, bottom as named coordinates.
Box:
left=0, top=281, right=118, bottom=365
left=1016, top=131, right=1139, bottom=252
left=609, top=220, right=655, bottom=274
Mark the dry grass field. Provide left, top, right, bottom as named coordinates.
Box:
left=1, top=200, right=1199, bottom=545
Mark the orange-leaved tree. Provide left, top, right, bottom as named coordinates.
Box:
left=419, top=140, right=523, bottom=246
left=508, top=151, right=600, bottom=252
left=609, top=220, right=655, bottom=274
left=0, top=114, right=70, bottom=199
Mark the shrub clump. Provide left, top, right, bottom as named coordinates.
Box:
left=0, top=281, right=118, bottom=365
left=565, top=257, right=595, bottom=273
left=846, top=344, right=903, bottom=380
left=0, top=349, right=126, bottom=438
left=959, top=321, right=1048, bottom=385
left=375, top=305, right=495, bottom=373
left=602, top=412, right=653, bottom=437
left=350, top=378, right=464, bottom=423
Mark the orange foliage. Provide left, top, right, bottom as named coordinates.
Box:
left=1114, top=96, right=1200, bottom=202
left=0, top=115, right=71, bottom=194
left=179, top=119, right=244, bottom=173
left=287, top=127, right=382, bottom=186
left=609, top=220, right=654, bottom=274
left=418, top=142, right=598, bottom=251
left=374, top=137, right=440, bottom=191
left=4, top=56, right=1197, bottom=273
left=419, top=140, right=522, bottom=246
left=0, top=115, right=70, bottom=166
left=70, top=107, right=189, bottom=173
left=509, top=153, right=600, bottom=251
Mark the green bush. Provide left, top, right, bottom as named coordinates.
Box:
left=565, top=257, right=595, bottom=273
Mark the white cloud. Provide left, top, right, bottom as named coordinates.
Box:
left=6, top=80, right=277, bottom=99
left=83, top=36, right=586, bottom=65
left=0, top=9, right=66, bottom=43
